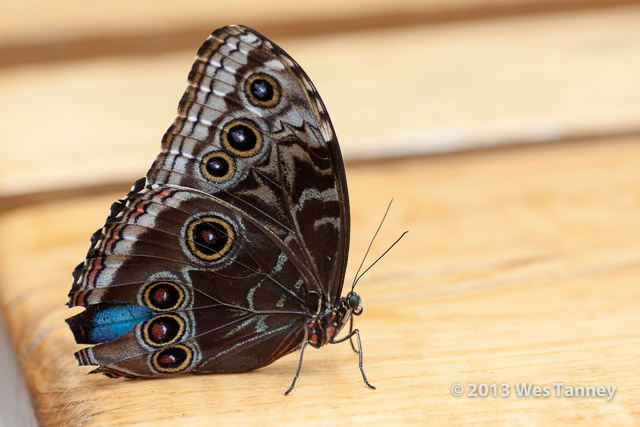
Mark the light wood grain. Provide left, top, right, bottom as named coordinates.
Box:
left=2, top=6, right=640, bottom=200
left=0, top=135, right=638, bottom=425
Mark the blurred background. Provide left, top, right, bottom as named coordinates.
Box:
left=1, top=1, right=639, bottom=425
left=2, top=0, right=639, bottom=201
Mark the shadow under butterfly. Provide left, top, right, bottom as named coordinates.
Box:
left=66, top=24, right=404, bottom=394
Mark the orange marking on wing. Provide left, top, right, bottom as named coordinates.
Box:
left=267, top=334, right=299, bottom=365
left=129, top=203, right=146, bottom=220
left=87, top=258, right=103, bottom=286
left=156, top=189, right=173, bottom=199
left=105, top=227, right=121, bottom=251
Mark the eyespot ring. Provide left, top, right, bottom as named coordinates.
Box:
left=221, top=119, right=263, bottom=157
left=245, top=73, right=281, bottom=108
left=142, top=281, right=185, bottom=312
left=141, top=314, right=186, bottom=347
left=185, top=215, right=235, bottom=262
left=201, top=151, right=235, bottom=182
left=150, top=344, right=193, bottom=374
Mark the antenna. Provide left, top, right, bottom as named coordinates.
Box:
left=352, top=231, right=408, bottom=290
left=351, top=200, right=393, bottom=290
left=351, top=200, right=408, bottom=291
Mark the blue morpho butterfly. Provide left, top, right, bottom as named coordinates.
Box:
left=67, top=24, right=402, bottom=394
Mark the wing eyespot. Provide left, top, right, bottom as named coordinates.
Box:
left=150, top=344, right=193, bottom=373
left=142, top=314, right=186, bottom=347
left=201, top=152, right=235, bottom=182
left=142, top=281, right=185, bottom=312
left=185, top=215, right=235, bottom=261
left=245, top=73, right=281, bottom=108
left=221, top=119, right=263, bottom=157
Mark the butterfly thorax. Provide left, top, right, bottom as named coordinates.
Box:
left=306, top=291, right=362, bottom=348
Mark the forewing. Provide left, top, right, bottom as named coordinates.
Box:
left=146, top=25, right=350, bottom=299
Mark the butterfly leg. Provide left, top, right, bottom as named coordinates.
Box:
left=284, top=339, right=309, bottom=396
left=348, top=315, right=358, bottom=353
left=330, top=329, right=376, bottom=390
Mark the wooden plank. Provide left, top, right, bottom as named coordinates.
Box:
left=1, top=6, right=640, bottom=199
left=0, top=135, right=639, bottom=425
left=2, top=0, right=639, bottom=67
left=0, top=315, right=37, bottom=426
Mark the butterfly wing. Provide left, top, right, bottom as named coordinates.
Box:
left=147, top=25, right=350, bottom=299
left=68, top=184, right=310, bottom=376
left=67, top=25, right=350, bottom=377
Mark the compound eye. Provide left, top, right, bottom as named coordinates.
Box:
left=347, top=292, right=363, bottom=314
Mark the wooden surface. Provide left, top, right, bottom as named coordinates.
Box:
left=1, top=0, right=640, bottom=425
left=1, top=137, right=639, bottom=425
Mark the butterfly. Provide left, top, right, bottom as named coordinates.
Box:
left=66, top=24, right=375, bottom=395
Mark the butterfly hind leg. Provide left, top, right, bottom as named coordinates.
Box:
left=284, top=339, right=310, bottom=395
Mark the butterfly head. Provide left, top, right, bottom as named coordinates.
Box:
left=345, top=291, right=363, bottom=316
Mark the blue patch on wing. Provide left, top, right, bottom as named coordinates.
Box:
left=89, top=303, right=154, bottom=343
left=66, top=302, right=154, bottom=344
